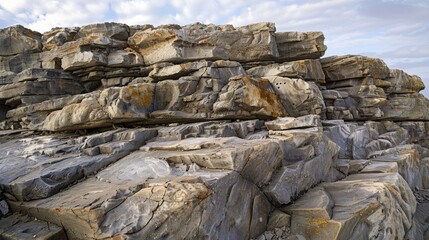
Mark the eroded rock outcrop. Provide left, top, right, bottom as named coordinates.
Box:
left=0, top=22, right=428, bottom=240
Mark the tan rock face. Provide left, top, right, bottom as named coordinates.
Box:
left=387, top=69, right=425, bottom=94
left=285, top=173, right=416, bottom=240
left=320, top=54, right=429, bottom=121
left=42, top=83, right=155, bottom=131
left=247, top=59, right=325, bottom=83
left=265, top=76, right=325, bottom=116
left=276, top=32, right=327, bottom=61
left=77, top=22, right=130, bottom=41
left=127, top=23, right=327, bottom=65
left=128, top=22, right=279, bottom=65
left=265, top=115, right=321, bottom=131
left=0, top=25, right=42, bottom=56
left=42, top=27, right=80, bottom=51
left=214, top=76, right=287, bottom=118
left=382, top=93, right=429, bottom=120
left=321, top=55, right=390, bottom=81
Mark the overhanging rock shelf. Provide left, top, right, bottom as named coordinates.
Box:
left=0, top=22, right=429, bottom=240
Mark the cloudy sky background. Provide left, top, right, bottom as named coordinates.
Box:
left=1, top=0, right=428, bottom=96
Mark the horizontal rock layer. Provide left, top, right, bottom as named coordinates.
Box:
left=0, top=21, right=428, bottom=240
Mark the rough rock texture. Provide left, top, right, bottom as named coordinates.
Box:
left=247, top=59, right=325, bottom=83
left=0, top=213, right=67, bottom=240
left=0, top=22, right=428, bottom=240
left=275, top=32, right=327, bottom=62
left=128, top=22, right=279, bottom=64
left=0, top=25, right=42, bottom=56
left=321, top=55, right=429, bottom=121
left=284, top=172, right=416, bottom=240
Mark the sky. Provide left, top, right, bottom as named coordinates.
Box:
left=0, top=0, right=428, bottom=96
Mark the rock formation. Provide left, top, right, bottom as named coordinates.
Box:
left=0, top=22, right=428, bottom=240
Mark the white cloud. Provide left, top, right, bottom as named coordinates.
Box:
left=0, top=0, right=28, bottom=13
left=385, top=23, right=423, bottom=35
left=0, top=0, right=112, bottom=32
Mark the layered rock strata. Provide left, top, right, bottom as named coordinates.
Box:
left=0, top=22, right=428, bottom=240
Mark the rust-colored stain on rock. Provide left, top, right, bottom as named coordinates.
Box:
left=305, top=217, right=331, bottom=237
left=242, top=76, right=285, bottom=117
left=126, top=85, right=153, bottom=108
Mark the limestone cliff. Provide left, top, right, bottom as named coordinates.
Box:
left=0, top=22, right=428, bottom=240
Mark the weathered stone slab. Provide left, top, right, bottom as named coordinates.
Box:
left=265, top=76, right=325, bottom=116
left=321, top=55, right=390, bottom=81
left=265, top=115, right=321, bottom=131
left=6, top=92, right=94, bottom=121
left=148, top=60, right=246, bottom=82
left=213, top=75, right=287, bottom=119
left=264, top=128, right=339, bottom=205
left=283, top=187, right=333, bottom=219
left=143, top=62, right=247, bottom=121
left=323, top=121, right=358, bottom=159
left=386, top=69, right=425, bottom=94
left=0, top=194, right=9, bottom=217
left=42, top=26, right=80, bottom=51
left=269, top=127, right=323, bottom=162
left=366, top=127, right=410, bottom=154
left=247, top=59, right=325, bottom=82
left=190, top=60, right=246, bottom=79
left=128, top=22, right=279, bottom=65
left=329, top=159, right=369, bottom=177
left=0, top=128, right=157, bottom=201
left=77, top=22, right=130, bottom=41
left=12, top=68, right=76, bottom=82
left=361, top=161, right=398, bottom=173
left=336, top=84, right=387, bottom=99
left=148, top=61, right=215, bottom=81
left=141, top=137, right=283, bottom=187
left=0, top=213, right=66, bottom=240
left=325, top=77, right=392, bottom=89
left=40, top=35, right=126, bottom=70
left=267, top=210, right=291, bottom=231
left=129, top=24, right=153, bottom=36
left=0, top=25, right=42, bottom=56
left=350, top=126, right=379, bottom=159
left=275, top=32, right=327, bottom=61
left=42, top=83, right=155, bottom=131
left=399, top=121, right=427, bottom=143
left=9, top=147, right=271, bottom=239
left=61, top=50, right=108, bottom=71
left=369, top=144, right=428, bottom=189
left=107, top=49, right=143, bottom=67
left=156, top=120, right=263, bottom=141
left=286, top=172, right=416, bottom=240
left=382, top=93, right=429, bottom=120
left=0, top=53, right=41, bottom=73
left=0, top=79, right=83, bottom=102
left=321, top=90, right=349, bottom=100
